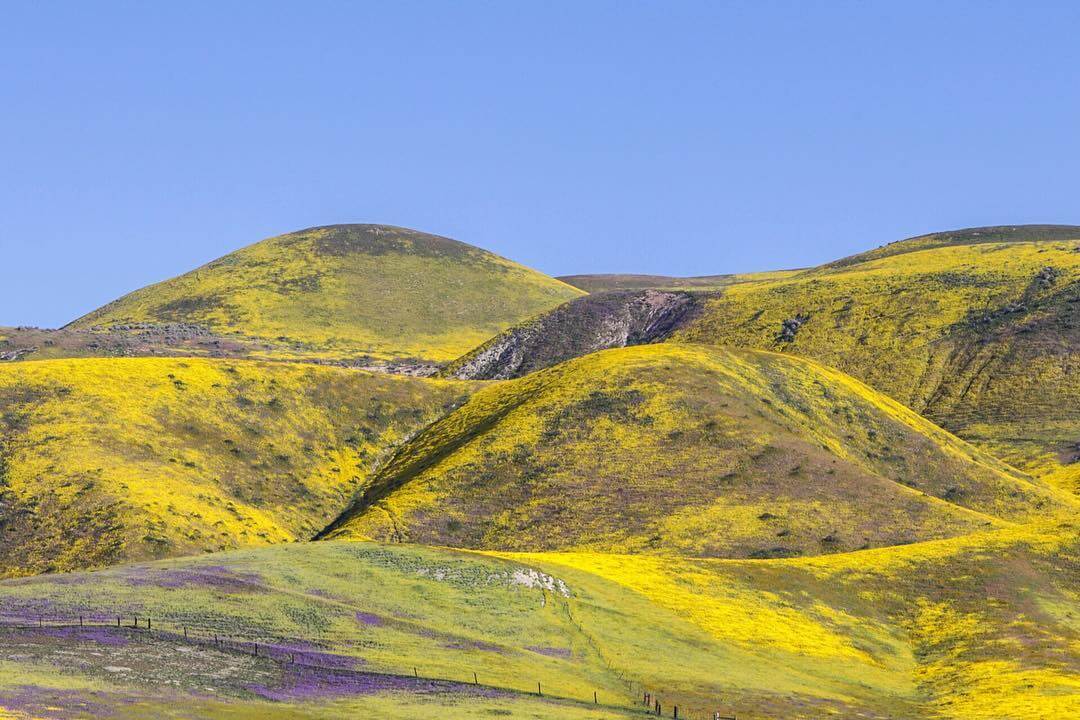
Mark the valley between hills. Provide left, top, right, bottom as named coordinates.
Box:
left=0, top=223, right=1077, bottom=719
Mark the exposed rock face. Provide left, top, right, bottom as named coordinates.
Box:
left=444, top=290, right=704, bottom=380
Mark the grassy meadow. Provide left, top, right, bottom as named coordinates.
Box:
left=1, top=526, right=1075, bottom=719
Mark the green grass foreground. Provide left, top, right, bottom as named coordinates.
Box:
left=1, top=528, right=1076, bottom=719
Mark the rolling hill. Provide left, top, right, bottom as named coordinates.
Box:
left=824, top=223, right=1080, bottom=267
left=323, top=344, right=1071, bottom=558
left=442, top=226, right=1080, bottom=496
left=673, top=225, right=1080, bottom=494
left=557, top=269, right=801, bottom=293
left=68, top=224, right=584, bottom=364
left=2, top=221, right=1078, bottom=720
left=0, top=357, right=470, bottom=577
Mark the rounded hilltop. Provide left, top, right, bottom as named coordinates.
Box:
left=69, top=224, right=584, bottom=363
left=827, top=223, right=1080, bottom=267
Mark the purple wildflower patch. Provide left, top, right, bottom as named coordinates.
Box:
left=126, top=565, right=267, bottom=593
left=354, top=611, right=385, bottom=626
left=262, top=642, right=365, bottom=670
left=525, top=645, right=572, bottom=658
left=39, top=626, right=132, bottom=647
left=247, top=667, right=507, bottom=702
left=0, top=686, right=138, bottom=717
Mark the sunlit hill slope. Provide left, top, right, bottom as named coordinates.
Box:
left=672, top=225, right=1080, bottom=494
left=0, top=357, right=469, bottom=577
left=69, top=224, right=584, bottom=363
left=447, top=225, right=1080, bottom=496
left=324, top=343, right=1070, bottom=557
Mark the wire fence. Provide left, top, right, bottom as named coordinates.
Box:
left=0, top=612, right=737, bottom=719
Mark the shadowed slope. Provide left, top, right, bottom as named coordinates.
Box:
left=0, top=357, right=470, bottom=577
left=442, top=290, right=703, bottom=380
left=323, top=344, right=1070, bottom=558
left=68, top=224, right=584, bottom=363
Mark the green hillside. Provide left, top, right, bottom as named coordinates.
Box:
left=672, top=226, right=1080, bottom=494
left=0, top=357, right=469, bottom=577
left=324, top=344, right=1070, bottom=557
left=68, top=225, right=584, bottom=363
left=1, top=524, right=1074, bottom=719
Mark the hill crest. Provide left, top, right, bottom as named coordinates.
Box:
left=826, top=223, right=1080, bottom=268
left=68, top=224, right=584, bottom=363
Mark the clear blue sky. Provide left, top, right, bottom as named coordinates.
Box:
left=3, top=1, right=1079, bottom=327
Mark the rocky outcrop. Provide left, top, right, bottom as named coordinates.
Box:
left=443, top=290, right=705, bottom=380
left=0, top=347, right=37, bottom=362
left=778, top=315, right=809, bottom=342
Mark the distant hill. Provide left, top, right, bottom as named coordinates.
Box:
left=323, top=344, right=1069, bottom=558
left=68, top=224, right=584, bottom=363
left=558, top=269, right=799, bottom=293
left=826, top=224, right=1080, bottom=267
left=0, top=357, right=468, bottom=577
